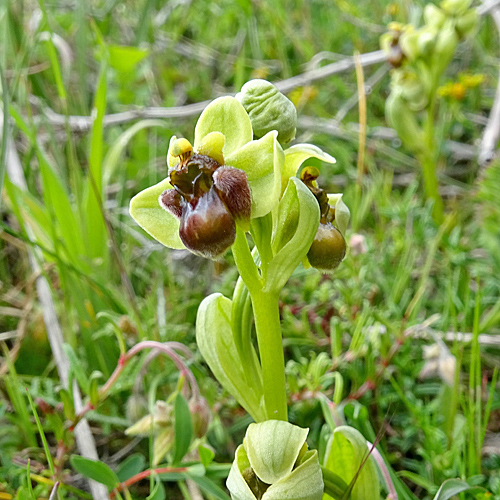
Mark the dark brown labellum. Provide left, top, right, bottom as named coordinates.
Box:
left=178, top=188, right=236, bottom=259
left=307, top=223, right=346, bottom=272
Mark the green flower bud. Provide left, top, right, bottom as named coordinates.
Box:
left=189, top=396, right=212, bottom=438
left=236, top=79, right=297, bottom=145
left=455, top=10, right=478, bottom=39
left=393, top=70, right=428, bottom=111
left=423, top=4, right=447, bottom=30
left=227, top=420, right=323, bottom=500
left=399, top=30, right=421, bottom=61
left=441, top=0, right=473, bottom=16
left=434, top=21, right=459, bottom=67
left=416, top=27, right=438, bottom=59
left=385, top=89, right=425, bottom=153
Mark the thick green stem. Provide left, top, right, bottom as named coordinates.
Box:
left=420, top=99, right=444, bottom=225
left=251, top=290, right=288, bottom=421
left=232, top=226, right=287, bottom=421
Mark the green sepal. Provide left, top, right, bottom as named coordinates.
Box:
left=266, top=178, right=320, bottom=293
left=282, top=144, right=335, bottom=194
left=323, top=426, right=379, bottom=500
left=227, top=421, right=324, bottom=500
left=245, top=420, right=309, bottom=484
left=196, top=293, right=265, bottom=422
left=129, top=178, right=185, bottom=249
left=265, top=450, right=323, bottom=500
left=385, top=90, right=424, bottom=154
left=226, top=131, right=284, bottom=219
left=194, top=97, right=253, bottom=157
left=326, top=194, right=350, bottom=236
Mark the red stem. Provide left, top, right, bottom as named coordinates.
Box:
left=111, top=467, right=189, bottom=497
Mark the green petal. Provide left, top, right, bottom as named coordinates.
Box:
left=194, top=97, right=253, bottom=157
left=167, top=135, right=179, bottom=168
left=327, top=193, right=350, bottom=236
left=282, top=144, right=336, bottom=194
left=245, top=420, right=309, bottom=484
left=263, top=450, right=323, bottom=500
left=129, top=178, right=185, bottom=249
left=226, top=131, right=284, bottom=218
left=227, top=445, right=256, bottom=500
left=196, top=293, right=265, bottom=422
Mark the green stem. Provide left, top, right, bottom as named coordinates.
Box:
left=251, top=289, right=287, bottom=421
left=420, top=99, right=444, bottom=225
left=232, top=226, right=287, bottom=421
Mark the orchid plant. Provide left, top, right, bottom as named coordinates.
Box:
left=129, top=80, right=376, bottom=500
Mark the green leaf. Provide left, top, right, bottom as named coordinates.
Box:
left=432, top=479, right=473, bottom=500
left=70, top=455, right=119, bottom=491
left=147, top=478, right=166, bottom=500
left=282, top=144, right=336, bottom=193
left=188, top=474, right=232, bottom=500
left=116, top=453, right=146, bottom=482
left=266, top=178, right=320, bottom=293
left=245, top=420, right=309, bottom=484
left=196, top=293, right=265, bottom=422
left=103, top=119, right=168, bottom=185
left=194, top=97, right=253, bottom=157
left=109, top=45, right=149, bottom=73
left=129, top=178, right=185, bottom=249
left=198, top=445, right=215, bottom=468
left=172, top=393, right=193, bottom=464
left=62, top=344, right=90, bottom=394
left=38, top=156, right=86, bottom=266
left=323, top=426, right=379, bottom=500
left=226, top=131, right=284, bottom=218
left=85, top=56, right=108, bottom=263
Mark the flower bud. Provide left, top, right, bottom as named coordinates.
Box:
left=236, top=79, right=297, bottom=145
left=189, top=396, right=212, bottom=438
left=385, top=90, right=425, bottom=153
left=441, top=0, right=472, bottom=16
left=227, top=420, right=323, bottom=500
left=307, top=223, right=346, bottom=273
left=424, top=4, right=447, bottom=30
left=455, top=10, right=478, bottom=39
left=434, top=22, right=459, bottom=70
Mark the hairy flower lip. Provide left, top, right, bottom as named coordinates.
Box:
left=160, top=144, right=252, bottom=258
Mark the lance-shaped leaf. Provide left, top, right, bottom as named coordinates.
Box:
left=266, top=178, right=320, bottom=293
left=226, top=131, right=284, bottom=219
left=282, top=145, right=336, bottom=194
left=194, top=97, right=253, bottom=157
left=196, top=293, right=265, bottom=422
left=323, top=426, right=379, bottom=500
left=129, top=178, right=185, bottom=249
